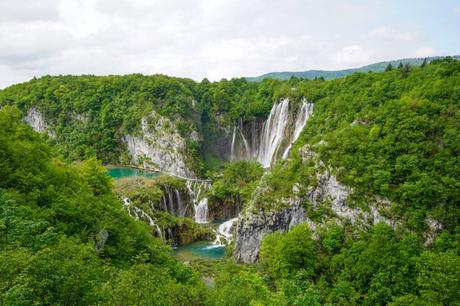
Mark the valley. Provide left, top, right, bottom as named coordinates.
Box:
left=0, top=58, right=459, bottom=305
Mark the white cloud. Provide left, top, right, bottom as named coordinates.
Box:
left=415, top=47, right=437, bottom=57
left=369, top=26, right=418, bottom=42
left=455, top=4, right=460, bottom=14
left=333, top=45, right=370, bottom=68
left=0, top=0, right=451, bottom=88
left=0, top=21, right=73, bottom=64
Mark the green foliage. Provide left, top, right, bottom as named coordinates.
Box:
left=209, top=160, right=263, bottom=207
left=99, top=264, right=204, bottom=305
left=205, top=263, right=284, bottom=306
left=294, top=59, right=460, bottom=231
left=260, top=224, right=317, bottom=282
left=259, top=222, right=460, bottom=305
left=0, top=107, right=203, bottom=304
left=1, top=59, right=459, bottom=305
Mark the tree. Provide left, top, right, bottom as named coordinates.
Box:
left=385, top=63, right=393, bottom=71
left=402, top=63, right=410, bottom=78
left=421, top=58, right=427, bottom=67
left=398, top=62, right=404, bottom=69
left=260, top=224, right=317, bottom=282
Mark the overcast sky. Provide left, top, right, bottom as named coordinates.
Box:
left=0, top=0, right=459, bottom=88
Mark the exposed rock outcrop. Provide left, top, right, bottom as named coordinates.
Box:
left=234, top=202, right=309, bottom=263
left=124, top=111, right=193, bottom=177
left=24, top=108, right=55, bottom=137
left=234, top=144, right=397, bottom=263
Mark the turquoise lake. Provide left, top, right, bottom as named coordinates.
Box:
left=106, top=167, right=161, bottom=179
left=174, top=241, right=225, bottom=261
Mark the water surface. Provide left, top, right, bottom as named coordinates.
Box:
left=107, top=167, right=161, bottom=179
left=174, top=241, right=225, bottom=261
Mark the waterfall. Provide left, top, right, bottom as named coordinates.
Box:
left=122, top=197, right=164, bottom=240
left=230, top=126, right=237, bottom=161
left=282, top=101, right=314, bottom=159
left=251, top=118, right=257, bottom=158
left=213, top=218, right=238, bottom=246
left=167, top=228, right=176, bottom=247
left=230, top=98, right=314, bottom=167
left=167, top=187, right=175, bottom=215
left=186, top=181, right=210, bottom=223
left=257, top=98, right=290, bottom=168
left=175, top=189, right=187, bottom=217
left=238, top=118, right=251, bottom=158
left=194, top=198, right=209, bottom=224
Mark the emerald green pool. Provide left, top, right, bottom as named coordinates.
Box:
left=106, top=167, right=161, bottom=179
left=174, top=241, right=225, bottom=261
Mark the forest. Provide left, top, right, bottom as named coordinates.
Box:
left=0, top=58, right=459, bottom=305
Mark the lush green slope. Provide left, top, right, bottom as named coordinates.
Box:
left=247, top=55, right=460, bottom=81
left=0, top=58, right=459, bottom=305
left=245, top=58, right=460, bottom=233
left=0, top=107, right=204, bottom=305
left=0, top=74, right=277, bottom=174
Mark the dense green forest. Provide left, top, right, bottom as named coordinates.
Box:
left=0, top=58, right=459, bottom=305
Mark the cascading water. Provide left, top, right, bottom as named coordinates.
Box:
left=238, top=118, right=252, bottom=159
left=159, top=185, right=190, bottom=218
left=186, top=180, right=210, bottom=223
left=257, top=98, right=290, bottom=167
left=213, top=217, right=238, bottom=246
left=230, top=126, right=237, bottom=161
left=122, top=197, right=164, bottom=240
left=194, top=198, right=209, bottom=224
left=229, top=98, right=314, bottom=168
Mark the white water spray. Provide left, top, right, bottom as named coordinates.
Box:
left=186, top=181, right=210, bottom=223
left=257, top=98, right=290, bottom=167
left=213, top=218, right=238, bottom=246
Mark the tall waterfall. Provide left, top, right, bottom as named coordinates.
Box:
left=230, top=126, right=237, bottom=161
left=229, top=98, right=314, bottom=168
left=186, top=181, right=210, bottom=223
left=257, top=98, right=290, bottom=167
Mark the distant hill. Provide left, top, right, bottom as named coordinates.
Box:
left=247, top=55, right=460, bottom=81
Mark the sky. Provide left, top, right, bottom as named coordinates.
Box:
left=0, top=0, right=459, bottom=88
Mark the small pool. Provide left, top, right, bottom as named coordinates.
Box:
left=174, top=241, right=225, bottom=261
left=106, top=167, right=161, bottom=179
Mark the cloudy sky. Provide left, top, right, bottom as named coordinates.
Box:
left=0, top=0, right=459, bottom=88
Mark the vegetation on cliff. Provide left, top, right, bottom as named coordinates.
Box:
left=0, top=107, right=204, bottom=304
left=0, top=58, right=459, bottom=305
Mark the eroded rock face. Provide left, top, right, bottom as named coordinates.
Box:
left=124, top=112, right=193, bottom=178
left=234, top=145, right=396, bottom=264
left=24, top=108, right=54, bottom=137
left=234, top=203, right=308, bottom=263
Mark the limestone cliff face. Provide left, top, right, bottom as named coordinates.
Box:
left=124, top=111, right=193, bottom=178
left=234, top=144, right=396, bottom=263
left=234, top=202, right=309, bottom=263
left=24, top=108, right=55, bottom=137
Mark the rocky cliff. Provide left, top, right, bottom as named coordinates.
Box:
left=124, top=111, right=194, bottom=177
left=234, top=144, right=396, bottom=263
left=24, top=108, right=54, bottom=137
